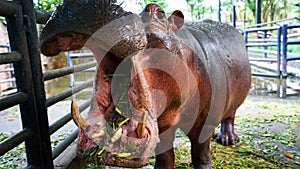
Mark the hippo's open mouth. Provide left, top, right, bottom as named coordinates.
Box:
left=39, top=2, right=158, bottom=165
left=50, top=34, right=158, bottom=167
left=72, top=50, right=158, bottom=167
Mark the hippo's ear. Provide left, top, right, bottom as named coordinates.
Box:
left=168, top=10, right=184, bottom=32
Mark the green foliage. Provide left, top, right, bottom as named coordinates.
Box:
left=143, top=0, right=167, bottom=9
left=34, top=0, right=62, bottom=12
left=244, top=0, right=297, bottom=24
left=0, top=133, right=26, bottom=169
left=186, top=0, right=206, bottom=21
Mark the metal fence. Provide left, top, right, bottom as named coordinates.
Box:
left=0, top=43, right=15, bottom=96
left=241, top=18, right=300, bottom=78
left=0, top=1, right=95, bottom=168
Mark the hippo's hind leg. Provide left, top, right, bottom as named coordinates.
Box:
left=216, top=113, right=239, bottom=146
left=189, top=137, right=212, bottom=169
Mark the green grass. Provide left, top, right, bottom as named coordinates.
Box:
left=173, top=97, right=300, bottom=169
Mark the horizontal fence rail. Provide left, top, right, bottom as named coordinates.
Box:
left=0, top=128, right=33, bottom=156
left=49, top=99, right=91, bottom=135
left=0, top=51, right=22, bottom=64
left=43, top=61, right=96, bottom=81
left=0, top=0, right=18, bottom=17
left=46, top=78, right=94, bottom=107
left=242, top=21, right=300, bottom=79
left=243, top=26, right=282, bottom=78
left=0, top=92, right=28, bottom=110
left=52, top=129, right=79, bottom=159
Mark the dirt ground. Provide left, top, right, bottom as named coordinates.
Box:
left=234, top=94, right=300, bottom=167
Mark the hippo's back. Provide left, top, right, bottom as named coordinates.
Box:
left=176, top=19, right=251, bottom=116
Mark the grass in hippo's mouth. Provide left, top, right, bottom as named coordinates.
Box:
left=105, top=76, right=132, bottom=130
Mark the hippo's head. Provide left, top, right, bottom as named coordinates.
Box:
left=40, top=1, right=194, bottom=168
left=141, top=3, right=184, bottom=50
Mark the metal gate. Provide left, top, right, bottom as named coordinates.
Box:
left=0, top=1, right=95, bottom=168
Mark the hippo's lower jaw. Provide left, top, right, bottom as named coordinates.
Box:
left=71, top=52, right=159, bottom=168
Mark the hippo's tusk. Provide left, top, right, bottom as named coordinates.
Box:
left=137, top=111, right=148, bottom=138
left=71, top=101, right=90, bottom=131
left=131, top=53, right=151, bottom=139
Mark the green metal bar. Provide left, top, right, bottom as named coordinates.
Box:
left=0, top=0, right=18, bottom=17
left=0, top=128, right=33, bottom=156
left=20, top=0, right=54, bottom=168
left=0, top=92, right=27, bottom=111
left=0, top=51, right=22, bottom=64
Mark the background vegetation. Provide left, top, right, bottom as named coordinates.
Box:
left=1, top=0, right=298, bottom=27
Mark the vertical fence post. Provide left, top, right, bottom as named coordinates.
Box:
left=256, top=0, right=261, bottom=25
left=244, top=31, right=248, bottom=51
left=20, top=0, right=53, bottom=168
left=276, top=26, right=281, bottom=77
left=282, top=24, right=288, bottom=78
left=263, top=30, right=268, bottom=58
left=232, top=5, right=236, bottom=27
left=5, top=1, right=48, bottom=168
left=67, top=51, right=75, bottom=87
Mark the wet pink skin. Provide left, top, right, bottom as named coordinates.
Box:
left=40, top=2, right=251, bottom=168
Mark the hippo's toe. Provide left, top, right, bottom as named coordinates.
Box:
left=215, top=132, right=239, bottom=146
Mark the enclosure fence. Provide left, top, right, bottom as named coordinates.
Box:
left=0, top=1, right=95, bottom=168
left=242, top=18, right=300, bottom=78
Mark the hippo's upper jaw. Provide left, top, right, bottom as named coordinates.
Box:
left=40, top=0, right=147, bottom=59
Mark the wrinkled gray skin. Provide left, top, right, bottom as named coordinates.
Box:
left=40, top=1, right=251, bottom=169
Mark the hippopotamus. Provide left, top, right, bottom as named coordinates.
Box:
left=40, top=1, right=251, bottom=168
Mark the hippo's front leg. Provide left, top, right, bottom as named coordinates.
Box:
left=216, top=113, right=239, bottom=146
left=190, top=138, right=212, bottom=169
left=154, top=128, right=176, bottom=169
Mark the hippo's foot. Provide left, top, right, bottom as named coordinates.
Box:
left=216, top=131, right=239, bottom=146
left=216, top=116, right=239, bottom=146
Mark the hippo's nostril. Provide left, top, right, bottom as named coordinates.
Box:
left=156, top=11, right=165, bottom=20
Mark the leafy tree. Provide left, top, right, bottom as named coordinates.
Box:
left=186, top=0, right=205, bottom=21
left=138, top=0, right=168, bottom=11
left=245, top=0, right=296, bottom=24
left=35, top=0, right=62, bottom=12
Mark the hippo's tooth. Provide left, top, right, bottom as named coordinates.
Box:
left=137, top=111, right=148, bottom=138
left=91, top=128, right=106, bottom=138
left=111, top=128, right=123, bottom=143
left=71, top=101, right=90, bottom=131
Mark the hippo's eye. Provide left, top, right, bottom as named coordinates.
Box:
left=156, top=11, right=165, bottom=20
